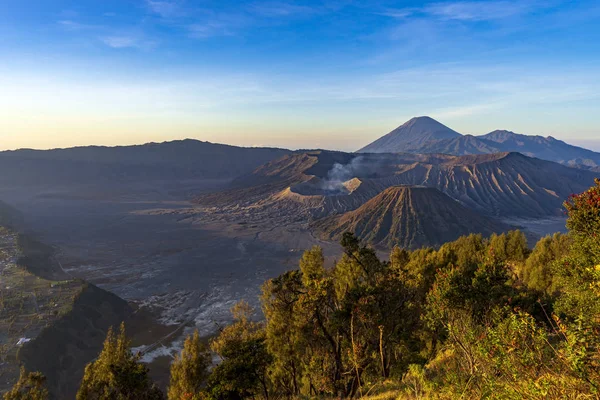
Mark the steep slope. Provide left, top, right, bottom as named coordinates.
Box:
left=415, top=134, right=501, bottom=155
left=0, top=139, right=291, bottom=187
left=313, top=186, right=511, bottom=249
left=0, top=227, right=133, bottom=399
left=378, top=152, right=598, bottom=218
left=197, top=150, right=598, bottom=221
left=358, top=117, right=600, bottom=169
left=196, top=151, right=356, bottom=206
left=17, top=282, right=133, bottom=399
left=358, top=116, right=461, bottom=153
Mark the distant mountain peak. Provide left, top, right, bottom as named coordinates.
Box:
left=358, top=116, right=461, bottom=153
left=406, top=115, right=438, bottom=123
left=401, top=116, right=457, bottom=131
left=358, top=118, right=600, bottom=169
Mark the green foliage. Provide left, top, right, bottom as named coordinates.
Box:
left=565, top=178, right=600, bottom=240
left=3, top=367, right=49, bottom=400
left=168, top=330, right=211, bottom=400
left=521, top=233, right=570, bottom=293
left=253, top=188, right=599, bottom=399
left=204, top=301, right=272, bottom=400
left=51, top=180, right=600, bottom=399
left=76, top=323, right=164, bottom=400
left=259, top=234, right=428, bottom=398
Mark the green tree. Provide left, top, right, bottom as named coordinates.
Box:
left=168, top=330, right=211, bottom=400
left=554, top=178, right=600, bottom=322
left=261, top=270, right=305, bottom=397
left=76, top=323, right=163, bottom=400
left=3, top=367, right=48, bottom=400
left=521, top=233, right=570, bottom=293
left=205, top=301, right=272, bottom=400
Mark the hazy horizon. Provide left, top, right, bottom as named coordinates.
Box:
left=2, top=120, right=600, bottom=153
left=1, top=0, right=599, bottom=151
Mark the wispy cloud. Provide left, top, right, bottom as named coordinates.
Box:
left=184, top=2, right=314, bottom=40
left=100, top=35, right=140, bottom=49
left=188, top=22, right=235, bottom=39
left=425, top=1, right=534, bottom=21
left=58, top=14, right=156, bottom=50
left=186, top=11, right=250, bottom=39
left=376, top=9, right=415, bottom=19
left=57, top=19, right=97, bottom=31
left=248, top=1, right=314, bottom=18
left=382, top=0, right=539, bottom=22
left=146, top=0, right=183, bottom=19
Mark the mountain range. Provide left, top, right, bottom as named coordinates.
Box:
left=0, top=140, right=291, bottom=187
left=1, top=120, right=599, bottom=396
left=358, top=116, right=600, bottom=170
left=201, top=150, right=597, bottom=220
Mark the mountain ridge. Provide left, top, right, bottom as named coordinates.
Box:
left=0, top=139, right=292, bottom=186
left=197, top=150, right=599, bottom=220
left=358, top=117, right=600, bottom=169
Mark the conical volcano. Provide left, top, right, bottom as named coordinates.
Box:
left=313, top=185, right=511, bottom=249
left=358, top=116, right=461, bottom=153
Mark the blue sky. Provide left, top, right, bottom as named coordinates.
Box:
left=1, top=0, right=599, bottom=151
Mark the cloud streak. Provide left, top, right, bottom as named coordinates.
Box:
left=382, top=0, right=540, bottom=22
left=146, top=0, right=183, bottom=19
left=100, top=35, right=141, bottom=49
left=248, top=1, right=314, bottom=17
left=425, top=1, right=534, bottom=21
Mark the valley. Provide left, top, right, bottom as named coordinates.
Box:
left=0, top=121, right=598, bottom=398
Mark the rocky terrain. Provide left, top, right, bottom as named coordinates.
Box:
left=198, top=150, right=598, bottom=220
left=0, top=132, right=598, bottom=398
left=313, top=185, right=512, bottom=249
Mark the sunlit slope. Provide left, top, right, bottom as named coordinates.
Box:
left=313, top=185, right=511, bottom=249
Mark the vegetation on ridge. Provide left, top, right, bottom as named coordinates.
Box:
left=7, top=178, right=600, bottom=399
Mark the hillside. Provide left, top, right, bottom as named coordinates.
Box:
left=0, top=200, right=24, bottom=230
left=196, top=150, right=356, bottom=207
left=17, top=282, right=133, bottom=399
left=0, top=225, right=134, bottom=399
left=312, top=186, right=511, bottom=248
left=198, top=151, right=599, bottom=220
left=378, top=152, right=598, bottom=218
left=0, top=139, right=291, bottom=188
left=358, top=117, right=600, bottom=169
left=358, top=116, right=461, bottom=153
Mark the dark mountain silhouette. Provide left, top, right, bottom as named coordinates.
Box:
left=358, top=117, right=600, bottom=169
left=312, top=185, right=512, bottom=249
left=0, top=139, right=291, bottom=187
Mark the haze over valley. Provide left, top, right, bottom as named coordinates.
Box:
left=2, top=0, right=600, bottom=397
left=2, top=115, right=599, bottom=398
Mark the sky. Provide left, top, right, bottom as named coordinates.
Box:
left=1, top=0, right=599, bottom=152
